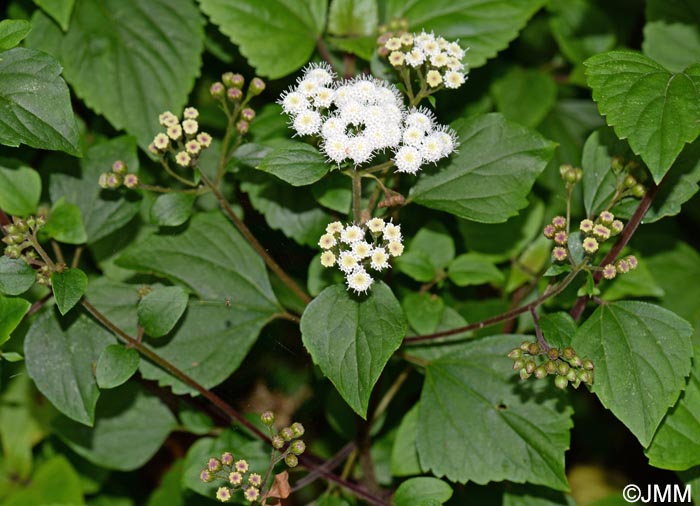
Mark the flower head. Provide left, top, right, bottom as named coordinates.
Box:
left=552, top=246, right=567, bottom=262
left=216, top=487, right=231, bottom=502
left=244, top=487, right=260, bottom=502
left=582, top=237, right=599, bottom=254
left=234, top=460, right=249, bottom=473
left=347, top=267, right=373, bottom=294
left=229, top=471, right=243, bottom=486
left=602, top=264, right=617, bottom=280
left=221, top=452, right=234, bottom=466
left=248, top=473, right=262, bottom=487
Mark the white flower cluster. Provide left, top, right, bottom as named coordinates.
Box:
left=148, top=108, right=213, bottom=167
left=384, top=31, right=468, bottom=90
left=319, top=218, right=404, bottom=294
left=279, top=64, right=457, bottom=174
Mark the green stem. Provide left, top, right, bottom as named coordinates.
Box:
left=198, top=171, right=312, bottom=305
left=215, top=102, right=240, bottom=185
left=160, top=158, right=197, bottom=187
left=138, top=184, right=207, bottom=195
left=352, top=170, right=363, bottom=224
left=372, top=366, right=411, bottom=425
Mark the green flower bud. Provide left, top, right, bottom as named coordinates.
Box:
left=210, top=81, right=225, bottom=98
left=284, top=453, right=298, bottom=468
left=527, top=343, right=540, bottom=355
left=271, top=435, right=285, bottom=449
left=562, top=347, right=575, bottom=360
left=574, top=168, right=583, bottom=182
left=507, top=348, right=523, bottom=360
left=578, top=370, right=592, bottom=384
left=260, top=411, right=275, bottom=426
left=545, top=360, right=558, bottom=375
left=280, top=427, right=294, bottom=441
left=512, top=358, right=525, bottom=370
left=290, top=439, right=305, bottom=455
left=554, top=375, right=568, bottom=390
left=632, top=184, right=646, bottom=198
left=249, top=77, right=265, bottom=95
left=558, top=362, right=570, bottom=376
left=569, top=355, right=583, bottom=368
left=623, top=174, right=637, bottom=188
left=200, top=469, right=213, bottom=482
left=566, top=369, right=578, bottom=382
left=520, top=341, right=531, bottom=352
left=525, top=360, right=536, bottom=375
left=611, top=156, right=625, bottom=172
left=534, top=366, right=547, bottom=379
left=519, top=368, right=531, bottom=380
left=583, top=359, right=594, bottom=370
left=291, top=422, right=305, bottom=437
left=547, top=348, right=559, bottom=360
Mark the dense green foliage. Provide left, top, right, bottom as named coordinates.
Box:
left=1, top=0, right=699, bottom=505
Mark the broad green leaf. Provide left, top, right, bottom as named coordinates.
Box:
left=198, top=0, right=327, bottom=78
left=0, top=256, right=35, bottom=295
left=308, top=251, right=345, bottom=296
left=116, top=212, right=280, bottom=394
left=95, top=345, right=140, bottom=389
left=312, top=171, right=352, bottom=213
left=410, top=114, right=556, bottom=222
left=51, top=268, right=88, bottom=315
left=241, top=172, right=332, bottom=247
left=402, top=292, right=444, bottom=335
left=0, top=48, right=81, bottom=156
left=405, top=305, right=473, bottom=362
left=409, top=222, right=455, bottom=271
left=458, top=198, right=545, bottom=262
left=391, top=406, right=422, bottom=477
left=258, top=140, right=331, bottom=186
left=0, top=295, right=30, bottom=346
left=539, top=312, right=576, bottom=349
left=149, top=193, right=195, bottom=227
left=50, top=136, right=141, bottom=243
left=26, top=2, right=204, bottom=150
left=448, top=253, right=503, bottom=287
left=548, top=0, right=616, bottom=64
left=146, top=459, right=185, bottom=506
left=4, top=456, right=82, bottom=506
left=43, top=197, right=88, bottom=244
left=0, top=20, right=31, bottom=50
left=0, top=165, right=41, bottom=216
left=643, top=0, right=700, bottom=73
left=384, top=0, right=547, bottom=69
left=417, top=335, right=572, bottom=490
left=395, top=251, right=436, bottom=282
left=85, top=278, right=140, bottom=336
left=327, top=35, right=376, bottom=61
left=300, top=282, right=407, bottom=417
left=491, top=67, right=556, bottom=127
left=503, top=485, right=575, bottom=506
left=25, top=310, right=115, bottom=426
left=328, top=0, right=377, bottom=36
left=137, top=286, right=188, bottom=337
left=504, top=235, right=550, bottom=293
left=33, top=0, right=75, bottom=31
left=0, top=375, right=37, bottom=480
left=393, top=477, right=453, bottom=506
left=53, top=382, right=176, bottom=471
left=183, top=428, right=267, bottom=498
left=679, top=468, right=700, bottom=504
left=584, top=50, right=700, bottom=183
left=571, top=301, right=693, bottom=446
left=601, top=257, right=665, bottom=301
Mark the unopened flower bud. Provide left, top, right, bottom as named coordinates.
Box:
left=221, top=452, right=234, bottom=466
left=623, top=174, right=637, bottom=188
left=236, top=120, right=249, bottom=135
left=566, top=369, right=578, bottom=382
left=611, top=157, right=624, bottom=172
left=222, top=72, right=240, bottom=88
left=227, top=87, right=243, bottom=101
left=534, top=366, right=547, bottom=379
left=578, top=370, right=592, bottom=384
left=272, top=435, right=285, bottom=449
left=583, top=359, right=594, bottom=370
left=123, top=174, right=139, bottom=189
left=261, top=411, right=275, bottom=426
left=284, top=453, right=298, bottom=468
left=545, top=360, right=558, bottom=375
left=525, top=360, right=536, bottom=375
left=290, top=440, right=306, bottom=455
left=98, top=173, right=110, bottom=189
left=200, top=469, right=213, bottom=482
left=570, top=355, right=582, bottom=367
left=512, top=358, right=525, bottom=370
left=208, top=458, right=222, bottom=472
left=611, top=220, right=624, bottom=235
left=520, top=341, right=531, bottom=352
left=555, top=375, right=568, bottom=389
left=562, top=347, right=575, bottom=360
left=249, top=77, right=265, bottom=95
left=599, top=211, right=614, bottom=225
left=210, top=82, right=225, bottom=98
left=632, top=184, right=646, bottom=198
left=291, top=422, right=305, bottom=437
left=519, top=368, right=531, bottom=380
left=106, top=173, right=122, bottom=189
left=527, top=343, right=540, bottom=355
left=547, top=348, right=559, bottom=360
left=280, top=427, right=294, bottom=441
left=558, top=362, right=570, bottom=376
left=508, top=348, right=523, bottom=360
left=241, top=108, right=256, bottom=121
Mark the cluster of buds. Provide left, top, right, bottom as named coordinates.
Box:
left=381, top=30, right=468, bottom=90
left=198, top=412, right=304, bottom=503
left=2, top=215, right=44, bottom=258
left=543, top=210, right=625, bottom=263
left=210, top=72, right=265, bottom=135
left=559, top=164, right=582, bottom=186
left=319, top=218, right=404, bottom=294
left=600, top=254, right=638, bottom=280
left=376, top=18, right=410, bottom=56
left=148, top=107, right=213, bottom=168
left=508, top=341, right=594, bottom=389
left=98, top=160, right=139, bottom=190
left=612, top=157, right=646, bottom=199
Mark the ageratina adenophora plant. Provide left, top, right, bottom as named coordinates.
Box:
left=1, top=2, right=699, bottom=505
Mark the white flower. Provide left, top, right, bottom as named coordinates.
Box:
left=444, top=71, right=467, bottom=89
left=280, top=91, right=309, bottom=115
left=314, top=87, right=335, bottom=108
left=384, top=223, right=402, bottom=241
left=388, top=241, right=404, bottom=257
left=367, top=217, right=385, bottom=233
left=352, top=241, right=372, bottom=259
left=421, top=134, right=444, bottom=162
left=182, top=119, right=198, bottom=135
left=318, top=233, right=337, bottom=249
left=304, top=62, right=335, bottom=86
left=394, top=146, right=423, bottom=174
left=346, top=267, right=373, bottom=294
left=341, top=225, right=364, bottom=244
left=430, top=52, right=450, bottom=68
left=405, top=48, right=426, bottom=67
left=297, top=78, right=319, bottom=97
left=326, top=221, right=343, bottom=234
left=320, top=251, right=336, bottom=267
left=293, top=110, right=322, bottom=135
left=403, top=126, right=424, bottom=146
left=323, top=135, right=350, bottom=163
left=406, top=109, right=435, bottom=131
left=338, top=251, right=358, bottom=273
left=370, top=248, right=390, bottom=271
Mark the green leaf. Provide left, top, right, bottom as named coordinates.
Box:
left=146, top=459, right=185, bottom=506
left=198, top=0, right=327, bottom=78
left=571, top=301, right=693, bottom=446
left=548, top=0, right=616, bottom=64
left=643, top=0, right=700, bottom=73
left=391, top=406, right=422, bottom=477
left=0, top=48, right=81, bottom=156
left=0, top=295, right=30, bottom=346
left=0, top=20, right=31, bottom=50
left=51, top=268, right=88, bottom=315
left=53, top=382, right=176, bottom=471
left=393, top=477, right=453, bottom=506
left=0, top=256, right=36, bottom=296
left=539, top=312, right=576, bottom=349
left=33, top=0, right=75, bottom=31
left=149, top=193, right=195, bottom=227
left=95, top=345, right=140, bottom=389
left=137, top=286, right=189, bottom=338
left=491, top=67, right=557, bottom=127
left=504, top=235, right=550, bottom=293
left=395, top=251, right=436, bottom=282
left=300, top=282, right=407, bottom=417
left=601, top=257, right=665, bottom=301
left=26, top=2, right=203, bottom=150
left=241, top=172, right=332, bottom=247
left=584, top=50, right=700, bottom=183
left=385, top=0, right=546, bottom=69
left=24, top=310, right=115, bottom=426
left=328, top=0, right=377, bottom=36
left=410, top=113, right=556, bottom=222
left=503, top=485, right=575, bottom=506
left=0, top=375, right=36, bottom=480
left=402, top=292, right=444, bottom=335
left=50, top=136, right=141, bottom=243
left=85, top=278, right=140, bottom=336
left=43, top=197, right=88, bottom=244
left=417, top=334, right=572, bottom=489
left=0, top=165, right=41, bottom=216
left=408, top=222, right=455, bottom=271
left=448, top=253, right=504, bottom=287
left=312, top=171, right=352, bottom=213
left=116, top=212, right=280, bottom=394
left=258, top=140, right=331, bottom=186
left=4, top=456, right=83, bottom=506
left=327, top=35, right=376, bottom=61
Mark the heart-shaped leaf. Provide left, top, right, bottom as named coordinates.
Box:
left=51, top=268, right=88, bottom=315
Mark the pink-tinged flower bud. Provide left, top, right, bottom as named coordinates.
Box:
left=221, top=452, right=234, bottom=466
left=123, top=174, right=139, bottom=189
left=98, top=173, right=110, bottom=189
left=248, top=473, right=262, bottom=487
left=284, top=453, right=298, bottom=468
left=543, top=224, right=556, bottom=239
left=241, top=107, right=256, bottom=121
left=602, top=264, right=617, bottom=280
left=592, top=225, right=610, bottom=241
left=616, top=259, right=630, bottom=274
left=582, top=237, right=599, bottom=254
left=236, top=120, right=249, bottom=135
left=280, top=427, right=294, bottom=441
left=611, top=220, right=624, bottom=235
left=111, top=160, right=127, bottom=174
left=210, top=82, right=225, bottom=98
left=271, top=435, right=285, bottom=449
left=249, top=77, right=265, bottom=95
left=216, top=486, right=232, bottom=502
left=554, top=231, right=568, bottom=245
left=552, top=246, right=567, bottom=262
left=227, top=87, right=243, bottom=101
left=222, top=72, right=244, bottom=88
left=579, top=219, right=594, bottom=234
left=208, top=458, right=222, bottom=472
left=261, top=411, right=275, bottom=426
left=200, top=469, right=213, bottom=482
left=290, top=440, right=306, bottom=455
left=234, top=459, right=249, bottom=473
left=229, top=471, right=243, bottom=486
left=106, top=173, right=122, bottom=189
left=196, top=132, right=212, bottom=148
left=551, top=216, right=566, bottom=229
left=626, top=255, right=638, bottom=269
left=291, top=422, right=305, bottom=437
left=598, top=211, right=614, bottom=225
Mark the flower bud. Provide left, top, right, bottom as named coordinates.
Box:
left=208, top=457, right=222, bottom=472
left=290, top=440, right=306, bottom=455
left=557, top=362, right=570, bottom=376
left=241, top=107, right=256, bottom=121
left=249, top=77, right=265, bottom=95
left=98, top=173, right=110, bottom=189
left=562, top=347, right=575, bottom=360
left=611, top=156, right=624, bottom=172
left=554, top=375, right=568, bottom=390
left=578, top=370, right=592, bottom=384
left=534, top=366, right=547, bottom=379
left=291, top=422, right=305, bottom=438
left=566, top=369, right=577, bottom=382
left=200, top=469, right=213, bottom=482
left=236, top=120, right=249, bottom=135
left=284, top=453, right=298, bottom=468
left=261, top=411, right=275, bottom=426
left=583, top=359, right=594, bottom=370
left=519, top=368, right=531, bottom=380
left=280, top=427, right=294, bottom=441
left=569, top=355, right=582, bottom=368
left=123, top=174, right=139, bottom=189
left=507, top=348, right=522, bottom=360
left=520, top=341, right=531, bottom=352
left=547, top=348, right=559, bottom=360
left=623, top=174, right=637, bottom=188
left=222, top=72, right=243, bottom=88
left=544, top=360, right=558, bottom=375
left=527, top=343, right=540, bottom=355
left=111, top=160, right=127, bottom=174
left=632, top=184, right=646, bottom=198
left=106, top=173, right=122, bottom=189
left=272, top=435, right=285, bottom=449
left=525, top=360, right=536, bottom=375
left=210, top=81, right=225, bottom=98
left=221, top=452, right=234, bottom=466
